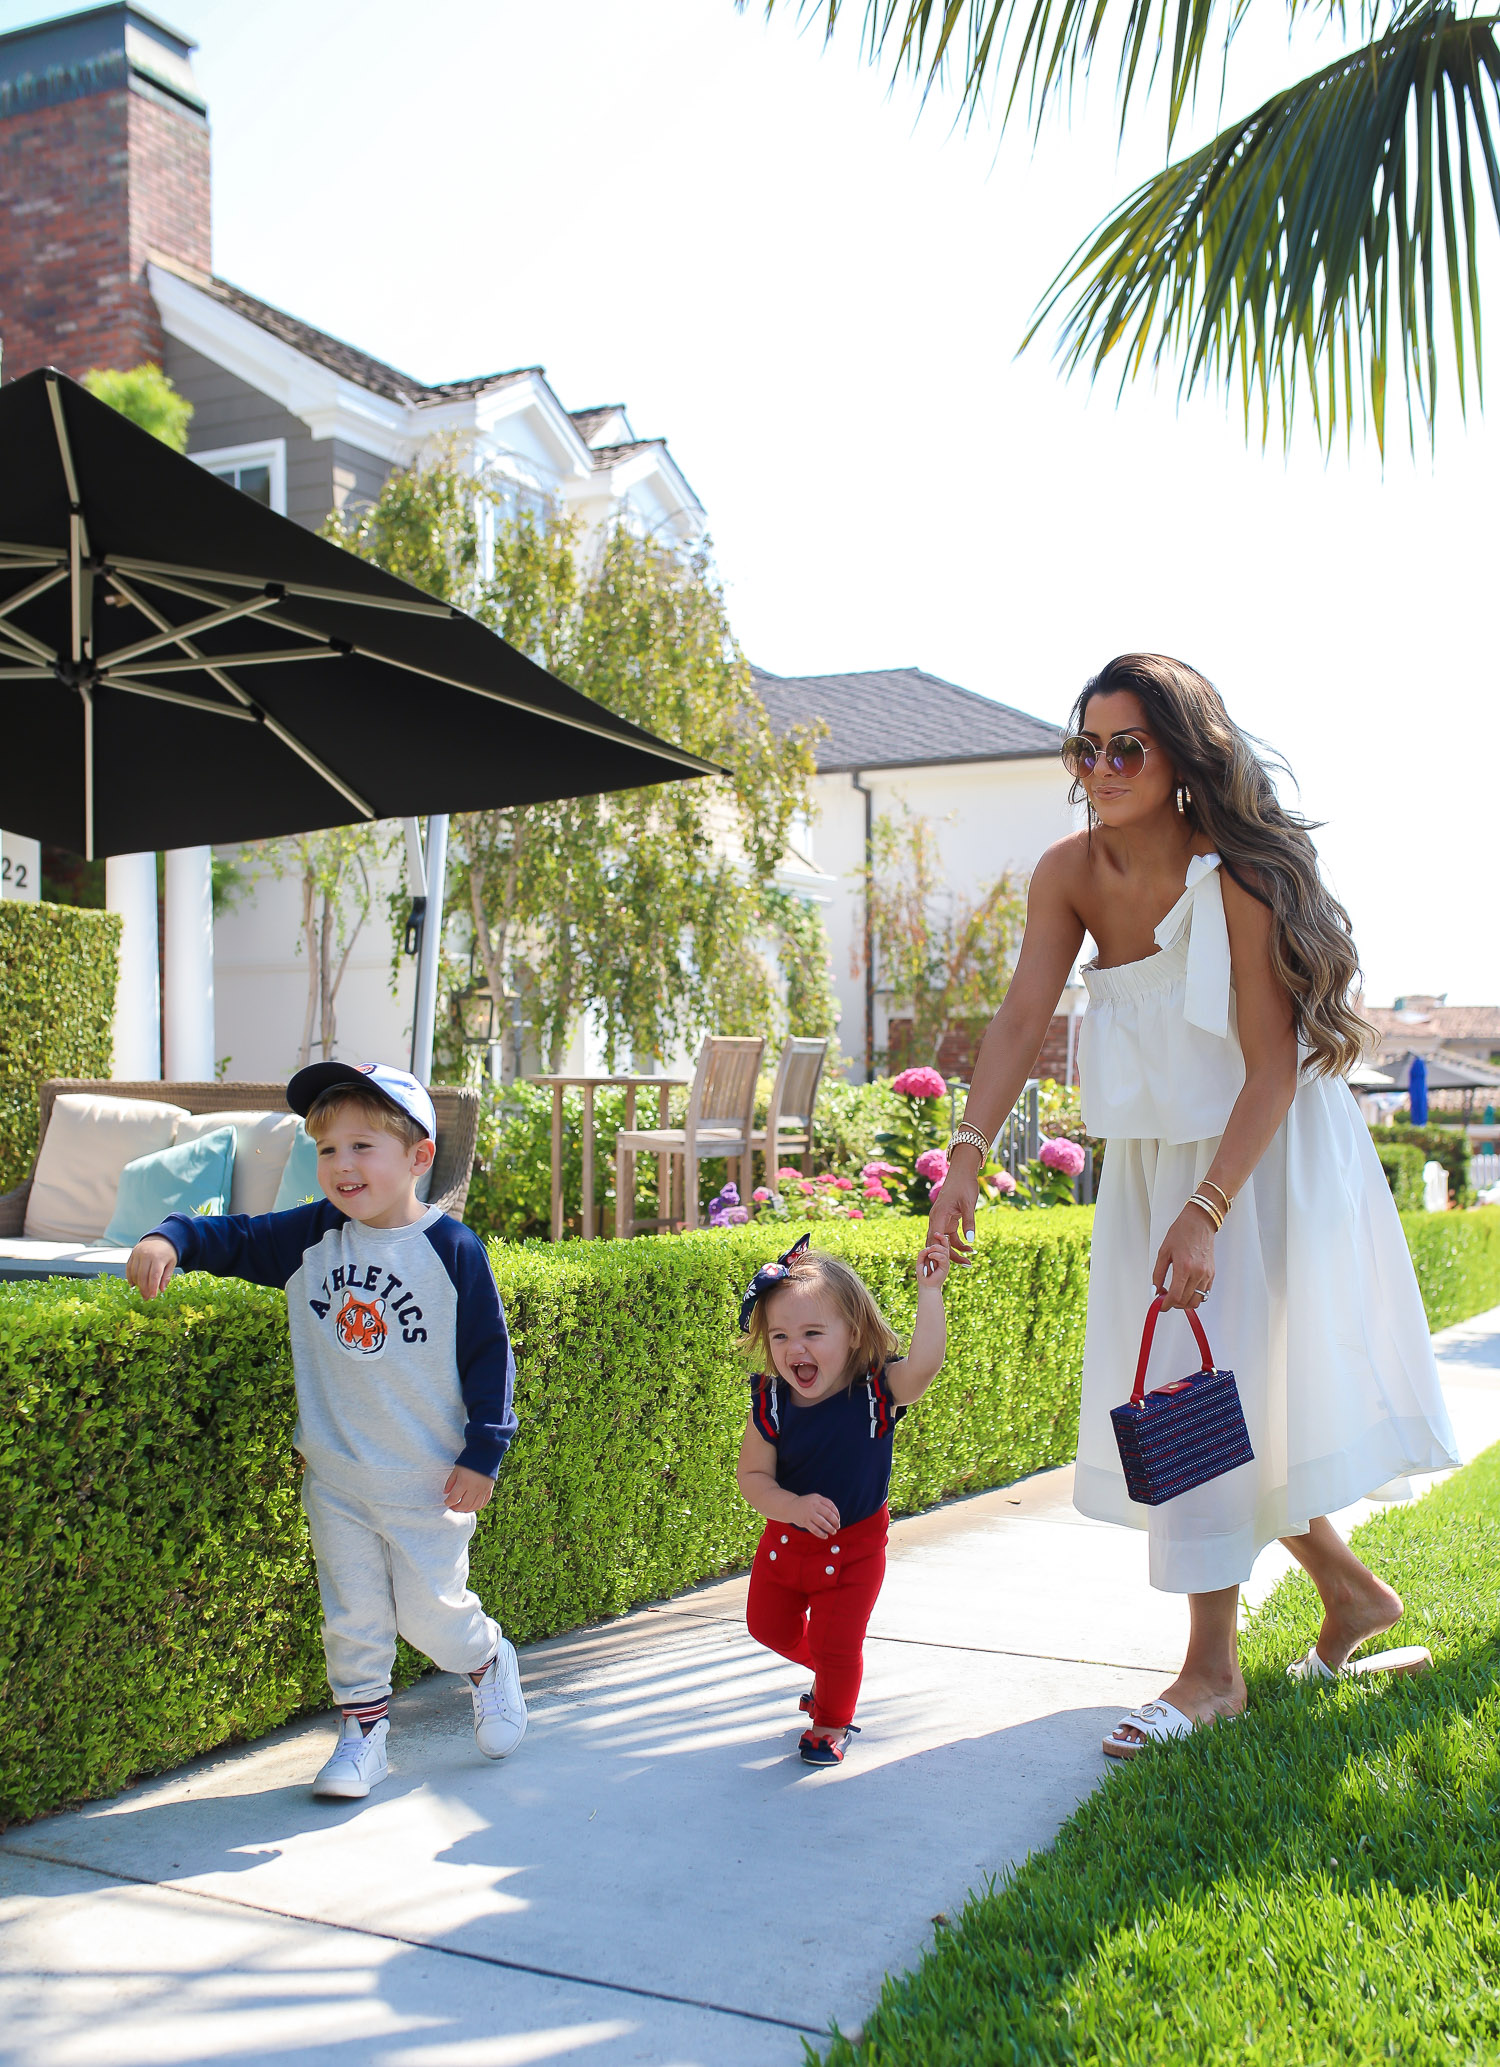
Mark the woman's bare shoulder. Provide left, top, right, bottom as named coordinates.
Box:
left=1032, top=830, right=1093, bottom=890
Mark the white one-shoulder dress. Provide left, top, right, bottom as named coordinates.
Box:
left=1073, top=853, right=1459, bottom=1593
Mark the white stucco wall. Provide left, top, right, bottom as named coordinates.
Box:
left=809, top=756, right=1077, bottom=1077
left=213, top=852, right=417, bottom=1081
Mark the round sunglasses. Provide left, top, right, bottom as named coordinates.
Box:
left=1060, top=732, right=1156, bottom=779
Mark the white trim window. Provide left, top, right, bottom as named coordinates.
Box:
left=192, top=439, right=288, bottom=515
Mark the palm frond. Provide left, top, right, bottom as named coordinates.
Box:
left=749, top=0, right=1253, bottom=143
left=1027, top=4, right=1500, bottom=449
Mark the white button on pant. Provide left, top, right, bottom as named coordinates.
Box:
left=780, top=1535, right=788, bottom=1544
left=825, top=1565, right=835, bottom=1575
left=769, top=1550, right=777, bottom=1561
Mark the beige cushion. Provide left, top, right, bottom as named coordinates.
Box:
left=24, top=1094, right=189, bottom=1241
left=174, top=1109, right=299, bottom=1217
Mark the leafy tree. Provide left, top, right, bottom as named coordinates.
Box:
left=861, top=803, right=1028, bottom=1067
left=252, top=824, right=390, bottom=1068
left=82, top=365, right=193, bottom=451
left=753, top=0, right=1500, bottom=449
left=327, top=454, right=823, bottom=1075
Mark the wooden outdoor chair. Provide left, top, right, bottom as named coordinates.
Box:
left=612, top=1036, right=764, bottom=1234
left=0, top=1077, right=482, bottom=1238
left=750, top=1036, right=829, bottom=1184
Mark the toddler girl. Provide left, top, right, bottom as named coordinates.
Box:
left=735, top=1233, right=949, bottom=1765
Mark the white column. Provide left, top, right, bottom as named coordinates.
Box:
left=163, top=845, right=216, bottom=1080
left=410, top=814, right=449, bottom=1085
left=105, top=851, right=161, bottom=1079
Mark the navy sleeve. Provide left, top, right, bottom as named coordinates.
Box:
left=749, top=1375, right=781, bottom=1443
left=153, top=1199, right=344, bottom=1291
left=424, top=1218, right=519, bottom=1477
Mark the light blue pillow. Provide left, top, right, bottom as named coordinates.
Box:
left=272, top=1120, right=321, bottom=1212
left=104, top=1126, right=236, bottom=1245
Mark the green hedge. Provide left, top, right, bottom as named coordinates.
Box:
left=1401, top=1205, right=1500, bottom=1332
left=1372, top=1121, right=1472, bottom=1203
left=0, top=900, right=121, bottom=1192
left=4, top=1202, right=1490, bottom=1826
left=1377, top=1142, right=1426, bottom=1212
left=0, top=1211, right=1090, bottom=1825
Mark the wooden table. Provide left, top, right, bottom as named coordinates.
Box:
left=525, top=1074, right=688, bottom=1241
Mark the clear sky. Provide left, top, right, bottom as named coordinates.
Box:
left=9, top=0, right=1491, bottom=1005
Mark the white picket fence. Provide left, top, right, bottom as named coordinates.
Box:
left=1473, top=1153, right=1500, bottom=1194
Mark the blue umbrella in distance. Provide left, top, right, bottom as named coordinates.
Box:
left=1408, top=1054, right=1429, bottom=1126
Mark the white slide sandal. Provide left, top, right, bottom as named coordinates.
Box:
left=1286, top=1642, right=1433, bottom=1683
left=1103, top=1698, right=1200, bottom=1759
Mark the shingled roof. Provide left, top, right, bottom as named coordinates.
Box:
left=750, top=665, right=1063, bottom=773
left=152, top=257, right=542, bottom=408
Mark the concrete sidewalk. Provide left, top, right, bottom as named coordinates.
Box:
left=4, top=1309, right=1498, bottom=2067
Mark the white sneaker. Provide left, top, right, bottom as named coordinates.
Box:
left=313, top=1715, right=389, bottom=1798
left=470, top=1639, right=527, bottom=1758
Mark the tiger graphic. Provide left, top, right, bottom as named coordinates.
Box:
left=335, top=1289, right=388, bottom=1355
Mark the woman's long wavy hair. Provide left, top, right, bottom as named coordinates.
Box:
left=1070, top=654, right=1369, bottom=1078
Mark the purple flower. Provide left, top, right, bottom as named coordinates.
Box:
left=1039, top=1137, right=1087, bottom=1177
left=891, top=1066, right=947, bottom=1100
left=915, top=1148, right=950, bottom=1184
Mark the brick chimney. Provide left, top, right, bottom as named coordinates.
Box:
left=0, top=5, right=209, bottom=381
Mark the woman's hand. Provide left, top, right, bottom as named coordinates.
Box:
left=927, top=1157, right=981, bottom=1263
left=1152, top=1204, right=1216, bottom=1310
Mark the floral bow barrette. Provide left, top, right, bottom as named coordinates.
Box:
left=738, top=1233, right=811, bottom=1333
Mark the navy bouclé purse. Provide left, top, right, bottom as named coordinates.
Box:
left=1111, top=1295, right=1254, bottom=1506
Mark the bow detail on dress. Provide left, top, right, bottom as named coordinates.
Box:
left=1153, top=853, right=1230, bottom=1038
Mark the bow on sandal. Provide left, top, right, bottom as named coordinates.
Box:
left=1287, top=1643, right=1432, bottom=1683
left=1103, top=1698, right=1238, bottom=1760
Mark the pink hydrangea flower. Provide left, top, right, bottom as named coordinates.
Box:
left=861, top=1160, right=899, bottom=1180
left=776, top=1166, right=803, bottom=1182
left=914, top=1148, right=949, bottom=1184
left=752, top=1186, right=772, bottom=1203
left=891, top=1066, right=948, bottom=1100
left=991, top=1169, right=1017, bottom=1195
left=1039, top=1136, right=1087, bottom=1177
left=832, top=1176, right=854, bottom=1191
left=846, top=1208, right=865, bottom=1220
left=863, top=1181, right=892, bottom=1202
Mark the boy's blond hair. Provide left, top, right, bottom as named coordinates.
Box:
left=305, top=1082, right=428, bottom=1152
left=739, top=1249, right=900, bottom=1376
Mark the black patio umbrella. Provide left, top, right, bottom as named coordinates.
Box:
left=0, top=368, right=719, bottom=859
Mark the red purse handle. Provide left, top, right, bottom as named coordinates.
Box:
left=1131, top=1294, right=1216, bottom=1407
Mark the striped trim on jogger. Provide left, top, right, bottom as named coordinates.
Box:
left=342, top=1697, right=389, bottom=1735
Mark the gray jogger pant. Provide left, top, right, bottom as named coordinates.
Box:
left=300, top=1471, right=499, bottom=1705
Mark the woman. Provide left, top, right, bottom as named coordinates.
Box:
left=927, top=654, right=1458, bottom=1756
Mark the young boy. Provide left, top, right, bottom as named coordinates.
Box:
left=127, top=1060, right=525, bottom=1801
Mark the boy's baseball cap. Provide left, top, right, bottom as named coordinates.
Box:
left=286, top=1062, right=437, bottom=1140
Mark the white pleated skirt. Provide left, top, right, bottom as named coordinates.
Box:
left=1073, top=1072, right=1461, bottom=1593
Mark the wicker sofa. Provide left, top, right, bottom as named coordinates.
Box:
left=0, top=1077, right=480, bottom=1280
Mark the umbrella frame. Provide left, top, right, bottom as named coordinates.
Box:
left=2, top=372, right=714, bottom=860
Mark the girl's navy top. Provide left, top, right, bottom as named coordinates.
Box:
left=750, top=1365, right=906, bottom=1527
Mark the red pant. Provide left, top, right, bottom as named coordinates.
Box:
left=745, top=1503, right=888, bottom=1730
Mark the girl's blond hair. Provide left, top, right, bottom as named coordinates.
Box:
left=739, top=1249, right=900, bottom=1377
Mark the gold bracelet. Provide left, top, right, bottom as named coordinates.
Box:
left=1188, top=1191, right=1224, bottom=1232
left=1198, top=1178, right=1233, bottom=1215
left=948, top=1123, right=991, bottom=1159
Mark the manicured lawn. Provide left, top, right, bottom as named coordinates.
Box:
left=821, top=1444, right=1500, bottom=2066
